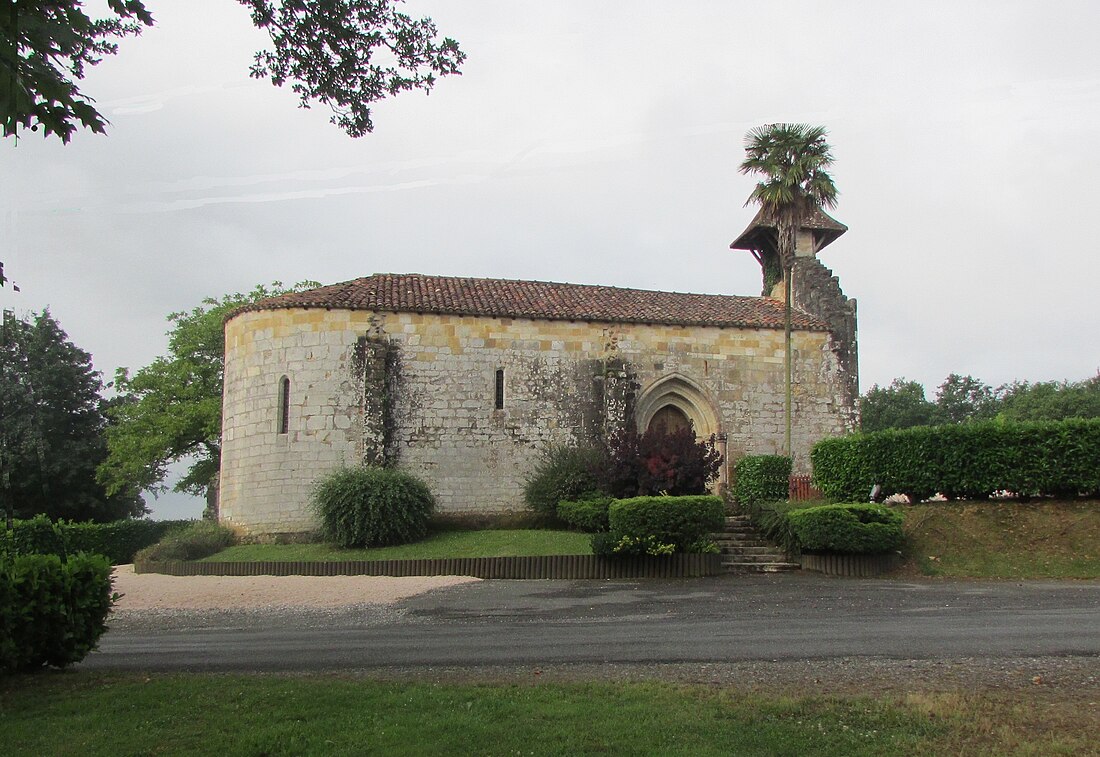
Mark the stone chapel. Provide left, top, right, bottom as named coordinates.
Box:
left=218, top=212, right=858, bottom=536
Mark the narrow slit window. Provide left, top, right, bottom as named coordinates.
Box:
left=495, top=368, right=505, bottom=410
left=278, top=376, right=291, bottom=434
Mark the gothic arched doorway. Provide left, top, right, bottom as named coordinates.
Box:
left=635, top=374, right=728, bottom=489
left=648, top=404, right=692, bottom=435
left=635, top=374, right=720, bottom=439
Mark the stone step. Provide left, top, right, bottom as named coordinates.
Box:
left=722, top=552, right=791, bottom=564
left=713, top=537, right=773, bottom=547
left=719, top=545, right=780, bottom=556
left=714, top=516, right=799, bottom=573
left=722, top=561, right=801, bottom=573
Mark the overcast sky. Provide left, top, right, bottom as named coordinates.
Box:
left=3, top=1, right=1099, bottom=519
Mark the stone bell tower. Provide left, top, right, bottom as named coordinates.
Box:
left=729, top=207, right=859, bottom=408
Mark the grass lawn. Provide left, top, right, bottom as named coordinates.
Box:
left=901, top=500, right=1100, bottom=579
left=204, top=529, right=593, bottom=562
left=9, top=671, right=1098, bottom=756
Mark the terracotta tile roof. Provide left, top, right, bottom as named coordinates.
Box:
left=231, top=273, right=829, bottom=331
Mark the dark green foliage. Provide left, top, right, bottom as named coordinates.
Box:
left=733, top=455, right=792, bottom=505
left=0, top=552, right=114, bottom=673
left=998, top=375, right=1100, bottom=422
left=5, top=515, right=66, bottom=557
left=523, top=444, right=607, bottom=518
left=0, top=1, right=154, bottom=142
left=3, top=518, right=190, bottom=564
left=311, top=465, right=436, bottom=548
left=606, top=496, right=724, bottom=555
left=243, top=0, right=466, bottom=137
left=1, top=310, right=145, bottom=523
left=600, top=427, right=722, bottom=498
left=860, top=378, right=939, bottom=432
left=4, top=1, right=465, bottom=143
left=787, top=504, right=904, bottom=554
left=811, top=419, right=1100, bottom=502
left=861, top=373, right=1100, bottom=433
left=556, top=497, right=612, bottom=533
left=732, top=456, right=800, bottom=553
left=760, top=249, right=783, bottom=295
left=133, top=521, right=236, bottom=563
left=62, top=519, right=191, bottom=564
left=589, top=531, right=618, bottom=556
left=936, top=374, right=997, bottom=424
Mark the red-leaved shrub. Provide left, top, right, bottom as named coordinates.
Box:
left=599, top=426, right=722, bottom=497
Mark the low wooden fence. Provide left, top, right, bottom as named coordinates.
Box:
left=788, top=475, right=823, bottom=501
left=135, top=553, right=723, bottom=579
left=799, top=552, right=901, bottom=577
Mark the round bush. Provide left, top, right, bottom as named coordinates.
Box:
left=787, top=503, right=904, bottom=554
left=133, top=521, right=235, bottom=563
left=523, top=444, right=606, bottom=517
left=311, top=465, right=436, bottom=548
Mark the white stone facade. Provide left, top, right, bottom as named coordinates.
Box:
left=219, top=306, right=855, bottom=537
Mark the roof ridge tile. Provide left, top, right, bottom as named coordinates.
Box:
left=229, top=273, right=829, bottom=331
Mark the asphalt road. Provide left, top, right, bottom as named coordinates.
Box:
left=81, top=574, right=1100, bottom=673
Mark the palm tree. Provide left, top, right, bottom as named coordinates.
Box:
left=739, top=123, right=839, bottom=458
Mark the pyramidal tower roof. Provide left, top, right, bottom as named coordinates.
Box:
left=729, top=206, right=848, bottom=255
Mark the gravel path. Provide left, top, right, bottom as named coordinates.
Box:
left=111, top=564, right=480, bottom=611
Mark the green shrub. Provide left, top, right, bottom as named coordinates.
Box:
left=733, top=455, right=792, bottom=505
left=311, top=465, right=436, bottom=548
left=0, top=552, right=115, bottom=674
left=523, top=444, right=607, bottom=517
left=590, top=531, right=617, bottom=556
left=607, top=495, right=724, bottom=555
left=787, top=503, right=904, bottom=554
left=812, top=418, right=1100, bottom=501
left=557, top=496, right=612, bottom=532
left=133, top=521, right=236, bottom=563
left=607, top=534, right=677, bottom=556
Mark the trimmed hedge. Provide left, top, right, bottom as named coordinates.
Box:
left=733, top=455, right=792, bottom=505
left=557, top=497, right=612, bottom=532
left=64, top=519, right=192, bottom=563
left=5, top=515, right=66, bottom=557
left=2, top=516, right=193, bottom=564
left=812, top=418, right=1100, bottom=502
left=1, top=552, right=115, bottom=674
left=603, top=495, right=725, bottom=555
left=311, top=465, right=436, bottom=548
left=787, top=503, right=904, bottom=554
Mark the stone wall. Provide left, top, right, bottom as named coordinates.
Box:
left=791, top=258, right=859, bottom=408
left=220, top=308, right=855, bottom=536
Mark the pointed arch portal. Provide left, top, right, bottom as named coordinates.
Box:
left=635, top=374, right=721, bottom=439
